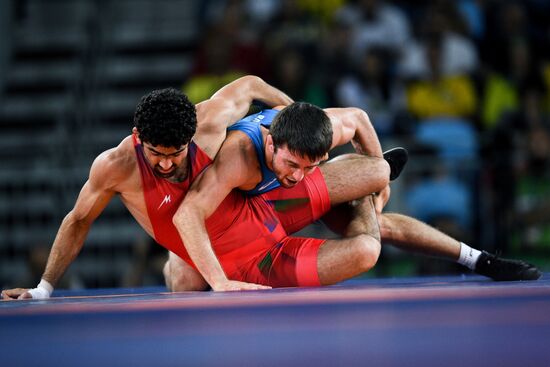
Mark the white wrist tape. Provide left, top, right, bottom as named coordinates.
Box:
left=27, top=279, right=54, bottom=299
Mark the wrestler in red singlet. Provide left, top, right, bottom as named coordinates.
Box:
left=135, top=135, right=322, bottom=286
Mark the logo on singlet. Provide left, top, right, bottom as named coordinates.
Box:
left=252, top=114, right=265, bottom=123
left=158, top=194, right=171, bottom=210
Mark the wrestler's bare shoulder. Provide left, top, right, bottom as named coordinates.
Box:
left=221, top=129, right=262, bottom=189
left=90, top=136, right=138, bottom=189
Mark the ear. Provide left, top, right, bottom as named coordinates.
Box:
left=132, top=127, right=141, bottom=143
left=266, top=134, right=275, bottom=153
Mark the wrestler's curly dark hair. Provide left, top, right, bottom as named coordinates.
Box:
left=270, top=102, right=332, bottom=160
left=133, top=88, right=197, bottom=148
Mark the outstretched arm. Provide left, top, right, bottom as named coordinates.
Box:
left=194, top=75, right=293, bottom=159
left=1, top=150, right=121, bottom=300
left=325, top=107, right=383, bottom=158
left=173, top=136, right=270, bottom=291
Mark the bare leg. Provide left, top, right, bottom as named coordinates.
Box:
left=378, top=213, right=461, bottom=260
left=163, top=251, right=209, bottom=291
left=317, top=196, right=381, bottom=285
left=319, top=154, right=390, bottom=205
left=379, top=213, right=542, bottom=281
left=322, top=205, right=461, bottom=261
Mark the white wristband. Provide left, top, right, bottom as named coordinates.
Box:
left=27, top=279, right=54, bottom=299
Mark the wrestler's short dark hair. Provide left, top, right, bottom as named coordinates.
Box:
left=134, top=88, right=197, bottom=148
left=270, top=102, right=332, bottom=160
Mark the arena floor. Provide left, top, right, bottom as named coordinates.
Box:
left=2, top=274, right=550, bottom=367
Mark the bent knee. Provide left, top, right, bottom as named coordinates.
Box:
left=374, top=159, right=391, bottom=191
left=354, top=234, right=381, bottom=271
left=163, top=258, right=208, bottom=292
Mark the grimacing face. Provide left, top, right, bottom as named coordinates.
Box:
left=270, top=145, right=324, bottom=188
left=142, top=142, right=189, bottom=179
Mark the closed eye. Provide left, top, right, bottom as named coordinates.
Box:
left=285, top=160, right=299, bottom=169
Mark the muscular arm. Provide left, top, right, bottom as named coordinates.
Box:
left=194, top=75, right=293, bottom=159
left=173, top=136, right=268, bottom=291
left=325, top=107, right=390, bottom=212
left=2, top=148, right=123, bottom=299
left=42, top=170, right=115, bottom=286
left=325, top=107, right=383, bottom=158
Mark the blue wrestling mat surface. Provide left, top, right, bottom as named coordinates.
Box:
left=2, top=274, right=550, bottom=367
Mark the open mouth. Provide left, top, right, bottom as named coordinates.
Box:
left=285, top=178, right=297, bottom=186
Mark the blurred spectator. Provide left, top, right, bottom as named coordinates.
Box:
left=399, top=3, right=478, bottom=79
left=514, top=172, right=550, bottom=253
left=485, top=86, right=548, bottom=252
left=405, top=38, right=478, bottom=120
left=481, top=38, right=543, bottom=129
left=182, top=29, right=244, bottom=103
left=336, top=0, right=411, bottom=59
left=317, top=18, right=355, bottom=106
left=264, top=0, right=322, bottom=57
left=481, top=1, right=532, bottom=75
left=511, top=111, right=550, bottom=252
left=244, top=0, right=280, bottom=25
left=269, top=46, right=327, bottom=106
left=183, top=0, right=267, bottom=103
left=336, top=47, right=407, bottom=136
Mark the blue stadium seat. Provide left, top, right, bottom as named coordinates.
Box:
left=415, top=117, right=478, bottom=172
